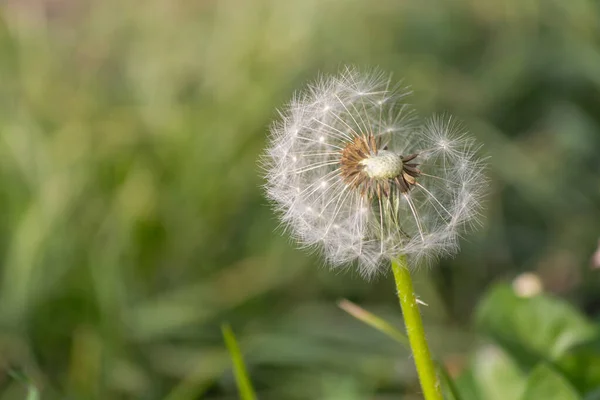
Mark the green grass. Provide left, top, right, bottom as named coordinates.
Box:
left=221, top=325, right=257, bottom=400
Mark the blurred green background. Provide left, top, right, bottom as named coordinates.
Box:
left=0, top=0, right=599, bottom=399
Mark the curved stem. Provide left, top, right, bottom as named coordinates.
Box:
left=392, top=256, right=442, bottom=400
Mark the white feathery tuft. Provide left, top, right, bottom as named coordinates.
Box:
left=262, top=67, right=486, bottom=279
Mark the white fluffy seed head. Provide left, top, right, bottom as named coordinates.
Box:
left=262, top=67, right=486, bottom=279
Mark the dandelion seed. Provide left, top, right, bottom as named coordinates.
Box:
left=263, top=67, right=486, bottom=278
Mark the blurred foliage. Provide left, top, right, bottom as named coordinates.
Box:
left=459, top=285, right=600, bottom=400
left=0, top=0, right=599, bottom=399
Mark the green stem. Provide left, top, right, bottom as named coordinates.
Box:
left=392, top=256, right=442, bottom=400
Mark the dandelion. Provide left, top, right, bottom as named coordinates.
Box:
left=263, top=67, right=486, bottom=400
left=263, top=67, right=485, bottom=278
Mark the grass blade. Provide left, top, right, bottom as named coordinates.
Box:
left=8, top=370, right=40, bottom=400
left=221, top=324, right=257, bottom=400
left=437, top=362, right=463, bottom=400
left=338, top=298, right=463, bottom=400
left=338, top=299, right=409, bottom=346
left=26, top=384, right=40, bottom=400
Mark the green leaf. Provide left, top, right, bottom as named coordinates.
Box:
left=453, top=345, right=526, bottom=400
left=475, top=285, right=596, bottom=367
left=521, top=364, right=580, bottom=400
left=557, top=337, right=600, bottom=395
left=221, top=324, right=257, bottom=400
left=471, top=345, right=527, bottom=400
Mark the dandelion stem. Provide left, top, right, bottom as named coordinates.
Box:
left=392, top=256, right=442, bottom=400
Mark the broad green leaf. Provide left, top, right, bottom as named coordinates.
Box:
left=521, top=364, right=580, bottom=400
left=453, top=345, right=526, bottom=400
left=471, top=345, right=527, bottom=400
left=475, top=285, right=596, bottom=367
left=557, top=337, right=600, bottom=395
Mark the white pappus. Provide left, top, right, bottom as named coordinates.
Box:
left=263, top=67, right=486, bottom=278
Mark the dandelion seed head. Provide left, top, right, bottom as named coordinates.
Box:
left=262, top=67, right=486, bottom=278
